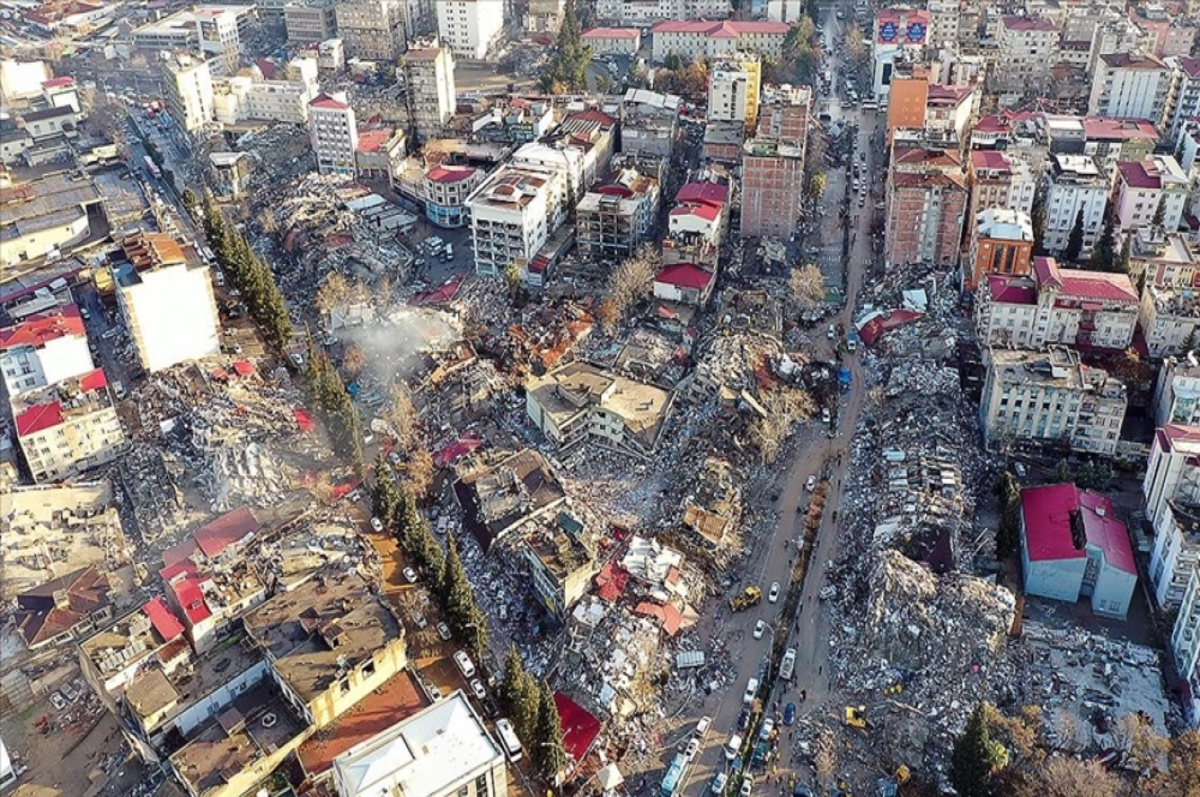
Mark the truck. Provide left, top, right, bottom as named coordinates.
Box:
left=729, top=586, right=762, bottom=613
left=143, top=154, right=161, bottom=179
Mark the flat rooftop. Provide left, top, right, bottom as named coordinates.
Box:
left=126, top=633, right=262, bottom=721
left=0, top=173, right=100, bottom=235
left=526, top=361, right=673, bottom=450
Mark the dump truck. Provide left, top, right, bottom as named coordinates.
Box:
left=729, top=586, right=762, bottom=612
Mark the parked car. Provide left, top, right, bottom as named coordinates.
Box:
left=695, top=716, right=712, bottom=736
left=740, top=775, right=754, bottom=797
left=711, top=772, right=729, bottom=793
left=470, top=679, right=487, bottom=701
left=754, top=620, right=766, bottom=639
left=768, top=582, right=780, bottom=603
left=743, top=678, right=759, bottom=703
left=784, top=702, right=797, bottom=725
left=402, top=567, right=417, bottom=583
left=436, top=622, right=452, bottom=640
left=50, top=692, right=66, bottom=711
left=805, top=475, right=818, bottom=491
left=760, top=717, right=775, bottom=741
left=454, top=650, right=476, bottom=678
left=724, top=734, right=743, bottom=760
left=685, top=738, right=700, bottom=761
left=370, top=517, right=383, bottom=532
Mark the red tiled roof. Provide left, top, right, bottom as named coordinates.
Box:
left=987, top=275, right=1037, bottom=304
left=193, top=506, right=259, bottom=558
left=143, top=596, right=185, bottom=642
left=676, top=181, right=728, bottom=207
left=0, top=304, right=84, bottom=350
left=565, top=109, right=617, bottom=128
left=1179, top=57, right=1200, bottom=81
left=79, top=367, right=107, bottom=392
left=1059, top=269, right=1137, bottom=303
left=1118, top=159, right=1164, bottom=190
left=974, top=114, right=1010, bottom=133
left=1082, top=117, right=1158, bottom=141
left=310, top=93, right=349, bottom=110
left=172, top=575, right=212, bottom=625
left=671, top=202, right=720, bottom=221
left=294, top=407, right=316, bottom=432
left=926, top=84, right=972, bottom=104
left=651, top=20, right=790, bottom=35
left=1156, top=424, right=1200, bottom=451
left=856, top=309, right=924, bottom=346
left=426, top=166, right=477, bottom=183
left=971, top=150, right=1011, bottom=171
left=355, top=128, right=393, bottom=153
left=1100, top=52, right=1167, bottom=69
left=582, top=27, right=640, bottom=39
left=15, top=401, right=63, bottom=437
left=1002, top=15, right=1060, bottom=32
left=1020, top=484, right=1135, bottom=574
left=655, top=263, right=715, bottom=291
left=595, top=563, right=628, bottom=601
left=435, top=436, right=483, bottom=467
left=554, top=692, right=602, bottom=764
left=635, top=602, right=683, bottom=636
left=42, top=77, right=75, bottom=88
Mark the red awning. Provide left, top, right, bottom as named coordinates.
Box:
left=294, top=407, right=316, bottom=432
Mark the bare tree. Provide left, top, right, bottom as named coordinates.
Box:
left=789, top=263, right=826, bottom=313
left=382, top=382, right=420, bottom=450
left=343, top=345, right=367, bottom=378
left=1016, top=757, right=1121, bottom=797
left=750, top=387, right=816, bottom=464
left=406, top=445, right=436, bottom=500
left=1050, top=709, right=1081, bottom=754
left=604, top=244, right=658, bottom=333
left=1113, top=712, right=1167, bottom=775
left=814, top=728, right=838, bottom=789
left=985, top=704, right=1045, bottom=765
left=316, top=272, right=352, bottom=317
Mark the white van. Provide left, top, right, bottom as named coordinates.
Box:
left=495, top=718, right=524, bottom=761
left=453, top=650, right=476, bottom=678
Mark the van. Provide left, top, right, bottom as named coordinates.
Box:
left=112, top=381, right=126, bottom=401
left=495, top=718, right=524, bottom=761
left=780, top=648, right=797, bottom=681
left=443, top=243, right=454, bottom=260
left=453, top=650, right=476, bottom=678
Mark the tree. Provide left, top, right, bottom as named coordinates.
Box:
left=1118, top=234, right=1132, bottom=275
left=993, top=471, right=1021, bottom=558
left=806, top=171, right=827, bottom=201
left=1052, top=459, right=1073, bottom=484
left=181, top=187, right=198, bottom=213
left=304, top=342, right=364, bottom=467
left=538, top=0, right=589, bottom=92
left=501, top=646, right=540, bottom=743
left=1062, top=209, right=1085, bottom=262
left=316, top=272, right=352, bottom=317
left=372, top=452, right=401, bottom=527
left=439, top=533, right=489, bottom=658
left=504, top=261, right=521, bottom=299
left=1030, top=195, right=1048, bottom=256
left=1015, top=757, right=1121, bottom=797
left=1089, top=202, right=1118, bottom=272
left=533, top=680, right=568, bottom=780
left=405, top=445, right=436, bottom=500
left=342, top=345, right=366, bottom=378
left=1151, top=729, right=1200, bottom=796
left=603, top=243, right=658, bottom=333
left=1152, top=196, right=1166, bottom=228
left=778, top=16, right=821, bottom=84
left=789, top=263, right=826, bottom=314
left=950, top=703, right=996, bottom=797
left=750, top=388, right=816, bottom=464
left=398, top=485, right=443, bottom=575
left=381, top=382, right=419, bottom=450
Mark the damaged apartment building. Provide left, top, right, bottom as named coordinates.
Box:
left=525, top=361, right=675, bottom=461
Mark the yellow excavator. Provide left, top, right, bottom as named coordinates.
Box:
left=844, top=705, right=870, bottom=731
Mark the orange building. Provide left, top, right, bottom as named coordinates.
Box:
left=966, top=207, right=1035, bottom=291
left=885, top=66, right=930, bottom=141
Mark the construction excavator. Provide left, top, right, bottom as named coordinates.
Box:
left=844, top=705, right=870, bottom=732
left=729, top=586, right=762, bottom=612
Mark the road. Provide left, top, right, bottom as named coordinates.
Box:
left=682, top=6, right=882, bottom=794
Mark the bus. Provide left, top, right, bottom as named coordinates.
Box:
left=660, top=753, right=688, bottom=797
left=143, top=155, right=161, bottom=179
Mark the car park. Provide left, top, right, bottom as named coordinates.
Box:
left=754, top=620, right=766, bottom=639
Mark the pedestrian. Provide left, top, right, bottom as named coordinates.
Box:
left=801, top=689, right=807, bottom=701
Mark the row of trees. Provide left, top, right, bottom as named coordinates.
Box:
left=500, top=647, right=568, bottom=779
left=303, top=334, right=365, bottom=467
left=993, top=471, right=1021, bottom=558
left=951, top=701, right=1200, bottom=796
left=1049, top=199, right=1148, bottom=275
left=201, top=195, right=293, bottom=352
left=370, top=464, right=490, bottom=658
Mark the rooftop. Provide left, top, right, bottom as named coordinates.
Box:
left=1020, top=484, right=1135, bottom=575
left=193, top=506, right=260, bottom=559
left=527, top=361, right=673, bottom=451
left=0, top=172, right=100, bottom=236
left=456, top=448, right=568, bottom=548
left=655, top=262, right=716, bottom=291
left=1001, top=15, right=1061, bottom=32
left=582, top=27, right=640, bottom=39
left=310, top=92, right=350, bottom=110
left=977, top=208, right=1033, bottom=242
left=1100, top=52, right=1168, bottom=69
left=1157, top=424, right=1200, bottom=454
left=81, top=600, right=184, bottom=680
left=971, top=150, right=1012, bottom=172
left=1032, top=257, right=1138, bottom=304
left=986, top=275, right=1038, bottom=305
left=13, top=368, right=111, bottom=437
left=1117, top=157, right=1187, bottom=190
left=651, top=20, right=791, bottom=35
left=469, top=165, right=554, bottom=210
left=0, top=303, right=84, bottom=351
left=1081, top=116, right=1159, bottom=141
left=126, top=633, right=261, bottom=722
left=15, top=564, right=111, bottom=647
left=524, top=512, right=598, bottom=581
left=242, top=571, right=402, bottom=704
left=425, top=165, right=477, bottom=184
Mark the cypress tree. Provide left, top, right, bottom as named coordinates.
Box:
left=1089, top=203, right=1118, bottom=272
left=950, top=703, right=995, bottom=797
left=1062, top=209, right=1085, bottom=262
left=502, top=646, right=538, bottom=743
left=533, top=680, right=568, bottom=780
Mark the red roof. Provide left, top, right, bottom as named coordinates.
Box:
left=987, top=275, right=1037, bottom=304
left=434, top=436, right=483, bottom=467
left=1178, top=57, right=1200, bottom=81
left=971, top=150, right=1011, bottom=172
left=79, top=367, right=107, bottom=392
left=553, top=691, right=602, bottom=765
left=1002, top=15, right=1060, bottom=32
left=1118, top=159, right=1166, bottom=190
left=582, top=27, right=640, bottom=40
left=426, top=166, right=477, bottom=183
left=1033, top=257, right=1137, bottom=303
left=410, top=273, right=466, bottom=305
left=15, top=401, right=63, bottom=437
left=670, top=202, right=720, bottom=221
left=42, top=76, right=75, bottom=88
left=355, top=128, right=393, bottom=153
left=172, top=575, right=212, bottom=625
left=310, top=93, right=350, bottom=110
left=634, top=602, right=683, bottom=636
left=294, top=407, right=316, bottom=432
left=1020, top=484, right=1136, bottom=575
left=0, top=304, right=84, bottom=350
left=1082, top=117, right=1158, bottom=141
left=856, top=309, right=924, bottom=346
left=651, top=20, right=790, bottom=35
left=974, top=114, right=1011, bottom=133
left=193, top=506, right=259, bottom=559
left=232, top=360, right=255, bottom=377
left=143, top=597, right=184, bottom=641
left=655, top=263, right=715, bottom=291
left=1156, top=424, right=1200, bottom=452
left=676, top=181, right=728, bottom=207
left=595, top=563, right=628, bottom=602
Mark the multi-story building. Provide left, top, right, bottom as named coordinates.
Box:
left=1166, top=57, right=1200, bottom=143
left=924, top=83, right=975, bottom=146
left=212, top=57, right=319, bottom=125
left=1114, top=155, right=1189, bottom=233
left=318, top=37, right=346, bottom=70
left=195, top=6, right=246, bottom=74
left=162, top=53, right=214, bottom=136
left=965, top=208, right=1034, bottom=292
left=308, top=92, right=357, bottom=175
left=575, top=167, right=661, bottom=260
left=114, top=253, right=220, bottom=374
left=979, top=346, right=1127, bottom=456
left=520, top=512, right=600, bottom=619
left=926, top=0, right=960, bottom=48
left=512, top=116, right=615, bottom=211
left=13, top=368, right=126, bottom=483
left=994, top=15, right=1062, bottom=92
left=0, top=304, right=93, bottom=398
left=651, top=20, right=791, bottom=63
left=581, top=27, right=640, bottom=54
left=1131, top=5, right=1197, bottom=59
left=332, top=693, right=507, bottom=797
left=436, top=0, right=504, bottom=60
left=525, top=361, right=674, bottom=460
left=466, top=163, right=567, bottom=277
left=620, top=88, right=680, bottom=158
left=335, top=0, right=406, bottom=61
left=664, top=179, right=729, bottom=270
left=976, top=256, right=1139, bottom=350
left=740, top=91, right=808, bottom=239
left=1171, top=566, right=1200, bottom=728
left=525, top=0, right=564, bottom=33
left=870, top=8, right=932, bottom=103
left=1042, top=154, right=1111, bottom=256
left=284, top=0, right=338, bottom=43
left=597, top=0, right=730, bottom=25
left=883, top=147, right=968, bottom=268
left=1153, top=357, right=1200, bottom=427
left=1088, top=51, right=1173, bottom=126
left=1128, top=225, right=1200, bottom=288
left=354, top=127, right=407, bottom=184
left=423, top=165, right=482, bottom=227
left=1143, top=425, right=1200, bottom=609
left=967, top=150, right=1039, bottom=230
left=707, top=53, right=761, bottom=133
left=1139, top=284, right=1200, bottom=359
left=403, top=45, right=456, bottom=142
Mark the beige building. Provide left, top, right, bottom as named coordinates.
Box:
left=1140, top=285, right=1200, bottom=359
left=163, top=53, right=214, bottom=135
left=575, top=166, right=661, bottom=260
left=525, top=361, right=674, bottom=459
left=995, top=15, right=1062, bottom=91
left=525, top=0, right=564, bottom=33
left=14, top=368, right=125, bottom=483
left=581, top=26, right=640, bottom=54
left=402, top=45, right=456, bottom=142
left=284, top=0, right=338, bottom=43
left=1127, top=226, right=1200, bottom=288
left=335, top=0, right=407, bottom=61
left=520, top=511, right=600, bottom=618
left=707, top=52, right=761, bottom=133
left=980, top=346, right=1127, bottom=457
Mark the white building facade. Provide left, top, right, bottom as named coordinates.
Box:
left=116, top=263, right=220, bottom=373
left=0, top=305, right=94, bottom=398
left=435, top=0, right=504, bottom=60
left=308, top=92, right=358, bottom=175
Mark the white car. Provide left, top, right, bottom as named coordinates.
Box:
left=768, top=582, right=780, bottom=603
left=805, top=475, right=818, bottom=492
left=470, top=678, right=487, bottom=701
left=685, top=738, right=700, bottom=760
left=743, top=678, right=759, bottom=703
left=740, top=775, right=754, bottom=797
left=827, top=324, right=836, bottom=340
left=290, top=352, right=304, bottom=367
left=821, top=407, right=832, bottom=424
left=712, top=772, right=729, bottom=793
left=754, top=620, right=766, bottom=639
left=370, top=517, right=383, bottom=532
left=695, top=716, right=712, bottom=736
left=402, top=567, right=418, bottom=583
left=724, top=734, right=743, bottom=760
left=760, top=717, right=775, bottom=741
left=454, top=650, right=476, bottom=678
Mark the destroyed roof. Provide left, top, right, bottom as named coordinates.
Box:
left=634, top=602, right=683, bottom=635
left=554, top=691, right=602, bottom=764
left=16, top=564, right=111, bottom=647
left=1020, top=484, right=1135, bottom=574
left=193, top=506, right=260, bottom=559
left=456, top=449, right=568, bottom=548
left=526, top=361, right=673, bottom=451
left=0, top=303, right=84, bottom=350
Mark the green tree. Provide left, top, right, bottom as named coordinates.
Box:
left=500, top=646, right=539, bottom=742
left=1063, top=209, right=1085, bottom=262
left=538, top=0, right=590, bottom=92
left=181, top=187, right=198, bottom=212
left=806, top=171, right=827, bottom=201
left=504, top=261, right=521, bottom=299
left=533, top=680, right=568, bottom=780
left=1118, top=234, right=1132, bottom=275
left=779, top=16, right=821, bottom=84
left=993, top=472, right=1021, bottom=558
left=1089, top=203, right=1118, bottom=272
left=439, top=533, right=488, bottom=657
left=1052, top=459, right=1073, bottom=484
left=397, top=485, right=443, bottom=574
left=1152, top=196, right=1166, bottom=228
left=950, top=703, right=996, bottom=797
left=1030, top=194, right=1047, bottom=256
left=371, top=452, right=401, bottom=527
